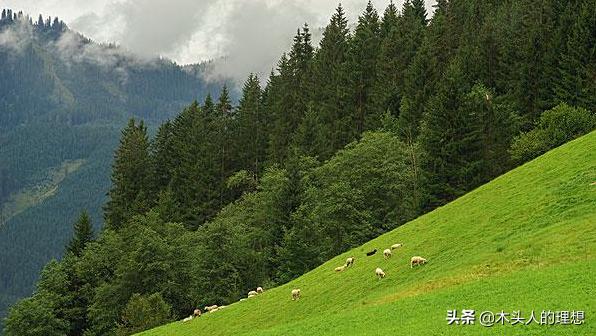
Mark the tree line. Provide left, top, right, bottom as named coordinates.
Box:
left=5, top=0, right=595, bottom=335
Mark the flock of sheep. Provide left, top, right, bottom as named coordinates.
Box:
left=181, top=243, right=428, bottom=322
left=181, top=287, right=265, bottom=322
left=292, top=243, right=427, bottom=302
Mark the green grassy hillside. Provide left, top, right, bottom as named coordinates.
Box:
left=140, top=132, right=596, bottom=336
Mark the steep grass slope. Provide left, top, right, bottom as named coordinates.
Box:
left=141, top=132, right=596, bottom=335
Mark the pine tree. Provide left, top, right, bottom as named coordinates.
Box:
left=397, top=0, right=450, bottom=143
left=418, top=58, right=481, bottom=209
left=66, top=210, right=94, bottom=257
left=104, top=119, right=151, bottom=230
left=347, top=1, right=381, bottom=135
left=149, top=121, right=174, bottom=200
left=267, top=26, right=314, bottom=164
left=311, top=4, right=351, bottom=159
left=236, top=74, right=266, bottom=176
left=214, top=85, right=238, bottom=206
left=553, top=0, right=595, bottom=110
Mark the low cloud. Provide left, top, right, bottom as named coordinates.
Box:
left=2, top=0, right=437, bottom=84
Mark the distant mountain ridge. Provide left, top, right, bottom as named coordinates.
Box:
left=0, top=8, right=227, bottom=332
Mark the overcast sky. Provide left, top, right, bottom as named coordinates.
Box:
left=2, top=0, right=436, bottom=82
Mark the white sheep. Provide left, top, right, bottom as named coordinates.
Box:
left=291, top=288, right=301, bottom=300
left=248, top=290, right=258, bottom=297
left=375, top=267, right=386, bottom=279
left=391, top=243, right=402, bottom=250
left=204, top=305, right=218, bottom=312
left=334, top=265, right=346, bottom=272
left=239, top=298, right=247, bottom=302
left=410, top=256, right=427, bottom=268
left=256, top=286, right=264, bottom=294
left=193, top=308, right=201, bottom=317
left=182, top=315, right=193, bottom=322
left=209, top=308, right=219, bottom=313
left=383, top=249, right=392, bottom=259
left=346, top=257, right=355, bottom=267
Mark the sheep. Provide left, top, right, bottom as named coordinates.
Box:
left=219, top=305, right=227, bottom=309
left=346, top=257, right=355, bottom=267
left=334, top=265, right=347, bottom=272
left=182, top=315, right=194, bottom=322
left=248, top=294, right=256, bottom=298
left=256, top=286, right=264, bottom=294
left=239, top=298, right=247, bottom=302
left=193, top=308, right=202, bottom=317
left=375, top=267, right=386, bottom=279
left=209, top=308, right=219, bottom=313
left=366, top=249, right=377, bottom=256
left=291, top=288, right=301, bottom=300
left=391, top=243, right=403, bottom=250
left=411, top=256, right=428, bottom=268
left=204, top=305, right=218, bottom=312
left=248, top=290, right=258, bottom=297
left=383, top=249, right=392, bottom=259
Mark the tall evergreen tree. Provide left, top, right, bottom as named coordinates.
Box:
left=347, top=1, right=381, bottom=135
left=104, top=119, right=151, bottom=230
left=553, top=0, right=595, bottom=110
left=66, top=211, right=94, bottom=258
left=236, top=74, right=266, bottom=176
left=418, top=58, right=481, bottom=209
left=310, top=4, right=351, bottom=159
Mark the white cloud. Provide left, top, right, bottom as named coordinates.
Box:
left=2, top=0, right=437, bottom=83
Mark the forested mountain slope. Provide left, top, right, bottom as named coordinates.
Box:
left=3, top=0, right=595, bottom=335
left=0, top=9, right=225, bottom=331
left=141, top=131, right=596, bottom=336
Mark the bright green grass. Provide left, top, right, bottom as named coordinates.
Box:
left=140, top=132, right=596, bottom=336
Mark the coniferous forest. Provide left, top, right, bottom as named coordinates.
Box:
left=3, top=1, right=596, bottom=335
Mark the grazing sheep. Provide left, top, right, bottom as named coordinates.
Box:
left=375, top=267, right=386, bottom=279
left=209, top=308, right=219, bottom=313
left=182, top=315, right=194, bottom=322
left=248, top=290, right=258, bottom=297
left=204, top=305, right=218, bottom=312
left=256, top=286, right=264, bottom=294
left=291, top=288, right=301, bottom=300
left=193, top=309, right=201, bottom=317
left=219, top=305, right=226, bottom=309
left=366, top=249, right=377, bottom=256
left=411, top=256, right=428, bottom=268
left=383, top=249, right=392, bottom=259
left=346, top=257, right=355, bottom=267
left=248, top=294, right=256, bottom=298
left=335, top=265, right=347, bottom=272
left=391, top=243, right=402, bottom=250
left=240, top=298, right=247, bottom=302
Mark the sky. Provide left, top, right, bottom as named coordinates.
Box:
left=2, top=0, right=436, bottom=82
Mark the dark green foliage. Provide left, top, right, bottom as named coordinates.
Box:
left=116, top=293, right=171, bottom=336
left=104, top=120, right=152, bottom=230
left=510, top=103, right=596, bottom=164
left=6, top=1, right=596, bottom=334
left=279, top=132, right=423, bottom=278
left=347, top=1, right=381, bottom=135
left=310, top=5, right=351, bottom=159
left=235, top=74, right=267, bottom=176
left=66, top=211, right=94, bottom=257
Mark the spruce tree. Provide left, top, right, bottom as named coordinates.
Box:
left=553, top=0, right=595, bottom=110
left=347, top=1, right=381, bottom=135
left=418, top=58, right=481, bottom=209
left=66, top=210, right=94, bottom=257
left=311, top=4, right=351, bottom=159
left=236, top=74, right=266, bottom=176
left=104, top=119, right=151, bottom=230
